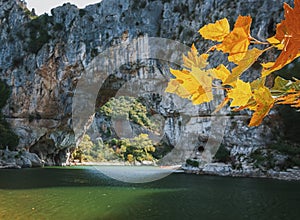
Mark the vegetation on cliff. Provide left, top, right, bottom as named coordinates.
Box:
left=0, top=81, right=19, bottom=150
left=99, top=96, right=161, bottom=132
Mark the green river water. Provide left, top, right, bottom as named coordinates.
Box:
left=0, top=166, right=300, bottom=220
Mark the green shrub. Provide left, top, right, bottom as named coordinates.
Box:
left=79, top=9, right=86, bottom=17
left=269, top=142, right=300, bottom=155
left=0, top=81, right=10, bottom=109
left=53, top=23, right=64, bottom=31
left=290, top=156, right=300, bottom=167
left=213, top=145, right=231, bottom=163
left=250, top=150, right=265, bottom=164
left=0, top=81, right=19, bottom=150
left=267, top=142, right=300, bottom=168
left=26, top=14, right=52, bottom=53
left=0, top=119, right=19, bottom=150
left=250, top=150, right=277, bottom=170
left=186, top=159, right=199, bottom=167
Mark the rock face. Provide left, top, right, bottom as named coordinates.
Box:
left=0, top=0, right=291, bottom=165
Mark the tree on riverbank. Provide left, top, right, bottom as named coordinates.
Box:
left=72, top=133, right=156, bottom=163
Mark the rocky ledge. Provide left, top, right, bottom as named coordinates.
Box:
left=0, top=149, right=43, bottom=168
left=182, top=163, right=300, bottom=181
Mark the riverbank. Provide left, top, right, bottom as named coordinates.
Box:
left=2, top=149, right=300, bottom=181
left=182, top=162, right=300, bottom=181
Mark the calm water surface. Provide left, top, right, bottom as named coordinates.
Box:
left=0, top=166, right=300, bottom=220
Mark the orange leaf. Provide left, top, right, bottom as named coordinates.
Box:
left=232, top=99, right=257, bottom=112
left=276, top=90, right=300, bottom=108
left=261, top=52, right=300, bottom=77
left=199, top=18, right=230, bottom=42
left=249, top=87, right=274, bottom=126
left=269, top=0, right=300, bottom=72
left=224, top=48, right=264, bottom=85
left=217, top=15, right=252, bottom=63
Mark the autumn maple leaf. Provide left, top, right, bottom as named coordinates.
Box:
left=276, top=90, right=300, bottom=108
left=165, top=68, right=213, bottom=105
left=273, top=76, right=300, bottom=108
left=217, top=15, right=252, bottom=63
left=269, top=0, right=300, bottom=72
left=249, top=87, right=274, bottom=126
left=199, top=16, right=252, bottom=63
left=199, top=18, right=230, bottom=42
left=271, top=76, right=300, bottom=97
left=227, top=79, right=252, bottom=107
left=213, top=64, right=231, bottom=83
left=182, top=44, right=209, bottom=69
left=224, top=48, right=264, bottom=85
left=166, top=45, right=214, bottom=105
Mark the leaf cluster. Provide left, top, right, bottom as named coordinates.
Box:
left=165, top=0, right=300, bottom=126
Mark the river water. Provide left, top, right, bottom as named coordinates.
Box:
left=0, top=166, right=300, bottom=220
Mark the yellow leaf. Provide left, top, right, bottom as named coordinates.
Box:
left=165, top=68, right=213, bottom=105
left=227, top=79, right=252, bottom=107
left=189, top=67, right=213, bottom=104
left=213, top=64, right=231, bottom=83
left=267, top=36, right=284, bottom=50
left=261, top=62, right=274, bottom=69
left=217, top=15, right=252, bottom=63
left=234, top=15, right=252, bottom=31
left=232, top=99, right=257, bottom=112
left=224, top=48, right=264, bottom=85
left=165, top=79, right=191, bottom=98
left=200, top=53, right=209, bottom=61
left=169, top=69, right=199, bottom=95
left=249, top=87, right=274, bottom=126
left=169, top=68, right=190, bottom=79
left=183, top=44, right=209, bottom=70
left=199, top=18, right=230, bottom=42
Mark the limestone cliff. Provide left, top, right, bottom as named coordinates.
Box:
left=0, top=0, right=291, bottom=166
